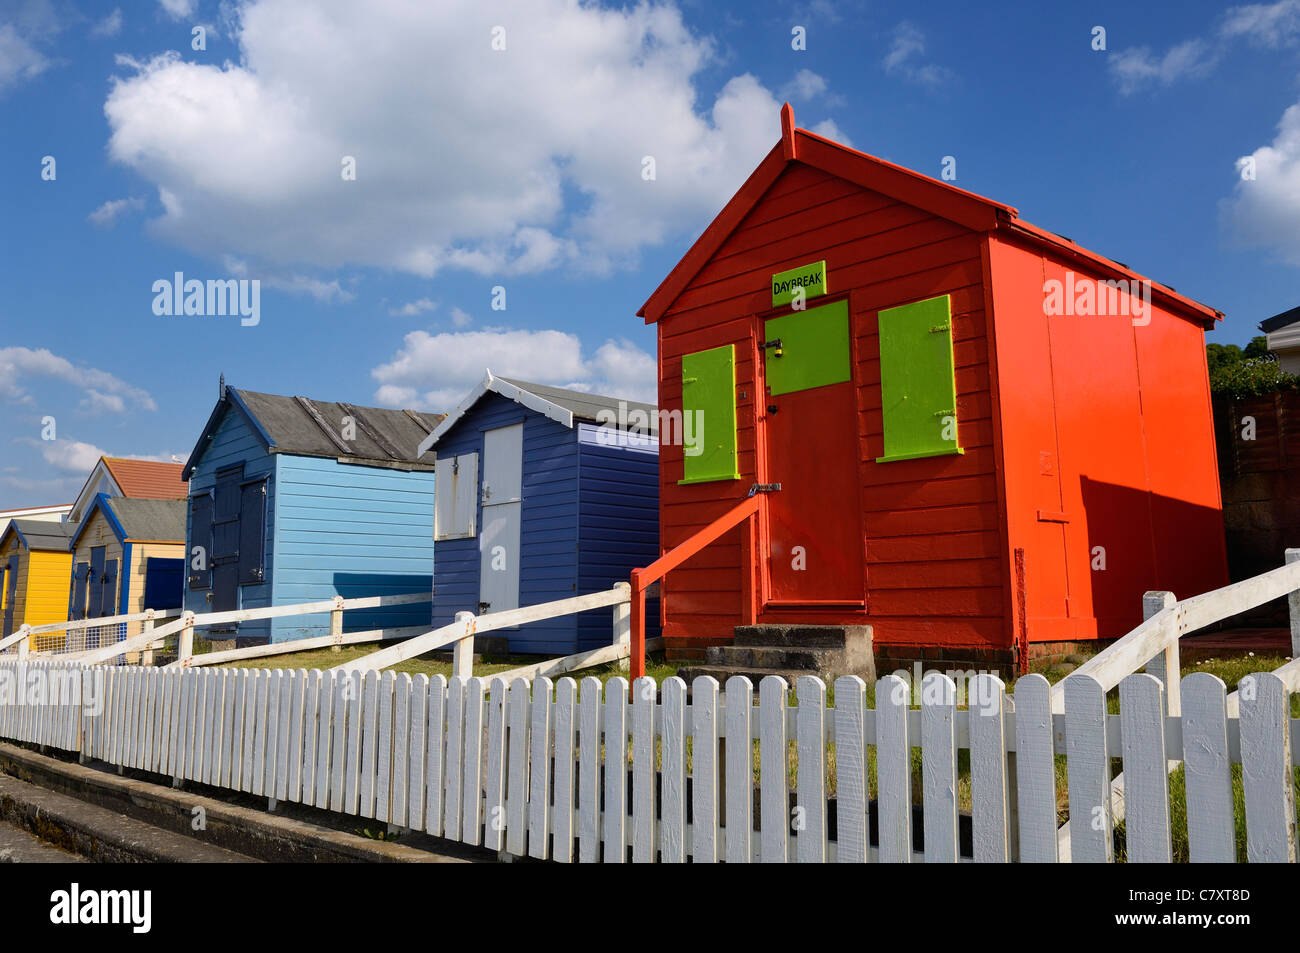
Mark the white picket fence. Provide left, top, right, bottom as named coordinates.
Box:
left=1, top=658, right=1297, bottom=862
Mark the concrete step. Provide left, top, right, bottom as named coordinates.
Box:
left=0, top=818, right=86, bottom=863
left=0, top=741, right=491, bottom=863
left=705, top=643, right=844, bottom=671
left=676, top=664, right=844, bottom=688
left=0, top=772, right=257, bottom=863
left=733, top=624, right=871, bottom=650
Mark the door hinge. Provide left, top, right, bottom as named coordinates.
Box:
left=747, top=482, right=782, bottom=497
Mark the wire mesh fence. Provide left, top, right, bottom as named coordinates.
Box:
left=31, top=621, right=128, bottom=658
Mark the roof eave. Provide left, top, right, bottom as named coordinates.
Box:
left=417, top=371, right=575, bottom=457
left=182, top=387, right=277, bottom=481
left=638, top=107, right=1220, bottom=330
left=997, top=217, right=1222, bottom=329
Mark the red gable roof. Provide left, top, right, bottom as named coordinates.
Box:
left=101, top=457, right=188, bottom=501
left=639, top=103, right=1221, bottom=329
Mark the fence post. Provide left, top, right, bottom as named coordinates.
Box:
left=452, top=611, right=475, bottom=678
left=1143, top=591, right=1179, bottom=716
left=17, top=625, right=30, bottom=658
left=613, top=582, right=631, bottom=672
left=178, top=611, right=195, bottom=666
left=1287, top=549, right=1300, bottom=659
left=330, top=595, right=345, bottom=653
left=629, top=572, right=646, bottom=681
left=141, top=609, right=156, bottom=666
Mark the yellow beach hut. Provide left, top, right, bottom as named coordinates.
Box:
left=0, top=519, right=76, bottom=641
left=67, top=494, right=187, bottom=649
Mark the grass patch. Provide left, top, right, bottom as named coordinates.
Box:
left=224, top=643, right=678, bottom=687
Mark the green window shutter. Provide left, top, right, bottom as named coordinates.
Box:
left=764, top=299, right=851, bottom=396
left=680, top=345, right=740, bottom=484
left=875, top=294, right=964, bottom=463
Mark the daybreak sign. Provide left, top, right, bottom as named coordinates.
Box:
left=771, top=260, right=827, bottom=308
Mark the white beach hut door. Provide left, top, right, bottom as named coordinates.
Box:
left=478, top=423, right=523, bottom=615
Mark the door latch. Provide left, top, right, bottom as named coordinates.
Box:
left=747, top=482, right=782, bottom=497
left=760, top=338, right=783, bottom=358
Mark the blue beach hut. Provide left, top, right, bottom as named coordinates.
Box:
left=182, top=383, right=441, bottom=643
left=419, top=373, right=660, bottom=655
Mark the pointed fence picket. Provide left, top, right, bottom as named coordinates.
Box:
left=5, top=658, right=1300, bottom=864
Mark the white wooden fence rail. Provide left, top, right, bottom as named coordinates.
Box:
left=2, top=660, right=1297, bottom=862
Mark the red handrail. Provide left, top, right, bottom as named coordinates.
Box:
left=629, top=493, right=763, bottom=679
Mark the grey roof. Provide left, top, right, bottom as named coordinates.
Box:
left=108, top=498, right=187, bottom=542
left=235, top=388, right=445, bottom=466
left=498, top=378, right=657, bottom=425
left=1261, top=305, right=1300, bottom=334
left=9, top=519, right=77, bottom=551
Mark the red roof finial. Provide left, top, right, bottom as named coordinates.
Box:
left=780, top=102, right=796, bottom=160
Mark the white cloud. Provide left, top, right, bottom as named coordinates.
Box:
left=882, top=22, right=954, bottom=87
left=92, top=9, right=123, bottom=38
left=0, top=347, right=157, bottom=413
left=101, top=0, right=814, bottom=280
left=0, top=0, right=60, bottom=95
left=1109, top=40, right=1218, bottom=94
left=1222, top=0, right=1300, bottom=46
left=1221, top=101, right=1300, bottom=264
left=1111, top=1, right=1300, bottom=93
left=87, top=196, right=144, bottom=228
left=782, top=68, right=826, bottom=101
left=809, top=119, right=852, bottom=147
left=370, top=327, right=656, bottom=410
left=262, top=273, right=354, bottom=303
left=157, top=0, right=196, bottom=19
left=0, top=26, right=50, bottom=94
left=81, top=391, right=126, bottom=415
left=449, top=307, right=472, bottom=328
left=39, top=439, right=107, bottom=473
left=219, top=255, right=354, bottom=302
left=12, top=437, right=177, bottom=480
left=389, top=297, right=437, bottom=317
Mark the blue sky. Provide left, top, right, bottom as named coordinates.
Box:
left=1, top=0, right=1298, bottom=508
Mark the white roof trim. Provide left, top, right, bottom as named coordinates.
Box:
left=1266, top=325, right=1300, bottom=352
left=416, top=370, right=574, bottom=457
left=68, top=458, right=122, bottom=523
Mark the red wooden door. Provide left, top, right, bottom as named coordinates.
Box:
left=760, top=300, right=865, bottom=607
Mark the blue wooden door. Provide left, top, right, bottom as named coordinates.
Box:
left=211, top=466, right=242, bottom=612
left=2, top=556, right=16, bottom=637
left=237, top=480, right=266, bottom=585
left=87, top=547, right=105, bottom=618
left=144, top=558, right=184, bottom=610
left=188, top=492, right=214, bottom=591
left=70, top=562, right=89, bottom=619
left=101, top=559, right=118, bottom=616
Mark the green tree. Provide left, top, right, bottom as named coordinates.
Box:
left=1207, top=335, right=1297, bottom=397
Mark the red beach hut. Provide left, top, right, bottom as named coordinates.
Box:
left=632, top=104, right=1229, bottom=677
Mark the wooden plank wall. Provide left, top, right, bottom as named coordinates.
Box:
left=657, top=163, right=1004, bottom=655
